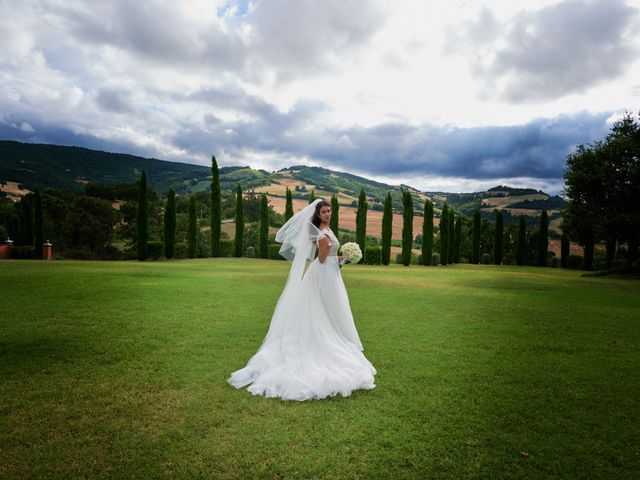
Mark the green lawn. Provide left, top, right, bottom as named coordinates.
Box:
left=1, top=259, right=639, bottom=479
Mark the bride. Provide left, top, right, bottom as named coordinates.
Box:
left=227, top=198, right=377, bottom=401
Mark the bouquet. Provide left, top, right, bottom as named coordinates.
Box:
left=338, top=242, right=362, bottom=266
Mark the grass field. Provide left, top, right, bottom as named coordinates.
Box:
left=1, top=259, right=639, bottom=479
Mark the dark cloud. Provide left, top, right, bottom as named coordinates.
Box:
left=96, top=87, right=134, bottom=113
left=447, top=0, right=640, bottom=102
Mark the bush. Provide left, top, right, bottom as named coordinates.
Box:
left=551, top=257, right=560, bottom=268
left=220, top=239, right=234, bottom=257
left=174, top=243, right=187, bottom=259
left=364, top=246, right=382, bottom=265
left=62, top=247, right=94, bottom=260
left=481, top=253, right=492, bottom=264
left=146, top=240, right=163, bottom=260
left=567, top=255, right=583, bottom=269
left=268, top=243, right=285, bottom=260
left=396, top=253, right=403, bottom=264
left=94, top=244, right=121, bottom=260
left=0, top=224, right=7, bottom=242
left=431, top=252, right=440, bottom=266
left=246, top=246, right=255, bottom=258
left=10, top=245, right=36, bottom=259
left=503, top=252, right=516, bottom=265
left=121, top=248, right=138, bottom=260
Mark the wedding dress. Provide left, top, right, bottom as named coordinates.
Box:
left=227, top=200, right=377, bottom=401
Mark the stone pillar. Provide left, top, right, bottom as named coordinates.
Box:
left=0, top=239, right=13, bottom=259
left=42, top=240, right=53, bottom=260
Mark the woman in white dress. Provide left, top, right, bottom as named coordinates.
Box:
left=227, top=198, right=377, bottom=401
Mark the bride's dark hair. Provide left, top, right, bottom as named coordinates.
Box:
left=311, top=199, right=331, bottom=228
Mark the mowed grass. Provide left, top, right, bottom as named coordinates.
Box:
left=1, top=259, right=639, bottom=479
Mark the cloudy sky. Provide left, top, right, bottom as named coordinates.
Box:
left=1, top=0, right=639, bottom=194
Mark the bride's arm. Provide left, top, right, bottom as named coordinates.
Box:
left=317, top=235, right=331, bottom=263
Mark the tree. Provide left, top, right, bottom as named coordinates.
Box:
left=472, top=208, right=480, bottom=264
left=137, top=170, right=149, bottom=260
left=401, top=189, right=413, bottom=266
left=234, top=183, right=244, bottom=257
left=308, top=189, right=316, bottom=204
left=19, top=194, right=34, bottom=246
left=285, top=187, right=294, bottom=221
left=356, top=188, right=367, bottom=262
left=260, top=194, right=269, bottom=258
left=188, top=195, right=197, bottom=258
left=163, top=188, right=176, bottom=258
left=381, top=192, right=393, bottom=265
left=422, top=198, right=433, bottom=266
left=494, top=209, right=504, bottom=265
left=448, top=210, right=455, bottom=264
left=453, top=215, right=462, bottom=263
left=34, top=185, right=44, bottom=259
left=210, top=155, right=221, bottom=257
left=537, top=209, right=548, bottom=267
left=516, top=214, right=526, bottom=266
left=330, top=193, right=339, bottom=237
left=70, top=195, right=118, bottom=253
left=440, top=204, right=449, bottom=265
left=561, top=232, right=569, bottom=268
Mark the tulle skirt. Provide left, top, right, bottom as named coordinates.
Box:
left=227, top=256, right=377, bottom=401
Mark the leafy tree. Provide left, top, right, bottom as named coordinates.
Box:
left=382, top=192, right=393, bottom=265
left=210, top=155, right=221, bottom=257
left=234, top=183, right=244, bottom=257
left=440, top=204, right=449, bottom=265
left=136, top=170, right=149, bottom=260
left=188, top=195, right=197, bottom=258
left=260, top=194, right=269, bottom=258
left=401, top=189, right=413, bottom=266
left=537, top=209, right=548, bottom=267
left=34, top=185, right=44, bottom=258
left=163, top=188, right=176, bottom=258
left=516, top=214, right=526, bottom=266
left=422, top=198, right=433, bottom=266
left=285, top=187, right=294, bottom=221
left=453, top=215, right=462, bottom=263
left=356, top=187, right=367, bottom=262
left=330, top=193, right=339, bottom=235
left=561, top=232, right=570, bottom=268
left=494, top=209, right=504, bottom=265
left=472, top=208, right=480, bottom=264
left=69, top=195, right=118, bottom=252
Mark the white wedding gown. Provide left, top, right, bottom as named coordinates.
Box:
left=227, top=228, right=377, bottom=401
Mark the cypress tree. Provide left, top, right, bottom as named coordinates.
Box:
left=308, top=189, right=316, bottom=204
left=137, top=170, right=149, bottom=261
left=356, top=187, right=367, bottom=262
left=584, top=239, right=595, bottom=271
left=210, top=155, right=221, bottom=257
left=285, top=187, right=294, bottom=221
left=234, top=183, right=244, bottom=257
left=605, top=237, right=616, bottom=270
left=330, top=194, right=339, bottom=235
left=260, top=193, right=269, bottom=258
left=453, top=215, right=462, bottom=263
left=516, top=214, right=526, bottom=266
left=188, top=195, right=197, bottom=258
left=448, top=210, right=455, bottom=264
left=495, top=209, right=504, bottom=265
left=34, top=184, right=43, bottom=259
left=440, top=204, right=449, bottom=266
left=382, top=192, right=393, bottom=265
left=472, top=208, right=481, bottom=264
left=163, top=188, right=176, bottom=259
left=561, top=232, right=569, bottom=268
left=422, top=198, right=433, bottom=266
left=537, top=209, right=548, bottom=267
left=19, top=195, right=33, bottom=246
left=401, top=189, right=413, bottom=266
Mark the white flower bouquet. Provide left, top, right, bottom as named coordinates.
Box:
left=339, top=242, right=362, bottom=266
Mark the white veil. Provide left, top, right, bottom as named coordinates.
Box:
left=258, top=198, right=326, bottom=347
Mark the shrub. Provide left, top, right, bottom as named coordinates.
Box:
left=246, top=246, right=255, bottom=258
left=502, top=252, right=516, bottom=265
left=148, top=240, right=163, bottom=260
left=431, top=252, right=440, bottom=266
left=551, top=257, right=560, bottom=268
left=268, top=243, right=285, bottom=260
left=220, top=239, right=234, bottom=257
left=567, top=255, right=583, bottom=269
left=174, top=242, right=187, bottom=259
left=94, top=244, right=120, bottom=260
left=481, top=253, right=492, bottom=264
left=396, top=252, right=403, bottom=264
left=364, top=246, right=382, bottom=265
left=10, top=245, right=36, bottom=259
left=62, top=247, right=94, bottom=260
left=121, top=248, right=138, bottom=260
